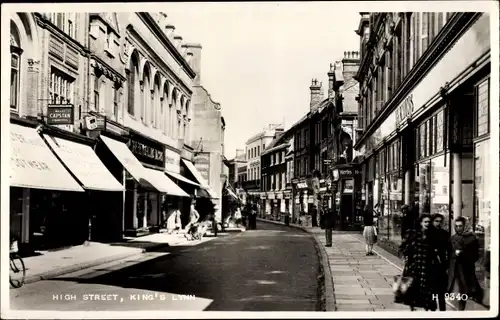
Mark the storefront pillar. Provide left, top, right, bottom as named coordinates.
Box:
left=452, top=152, right=462, bottom=219
left=404, top=169, right=411, bottom=205
left=132, top=184, right=138, bottom=229
left=143, top=195, right=148, bottom=228
left=22, top=188, right=30, bottom=244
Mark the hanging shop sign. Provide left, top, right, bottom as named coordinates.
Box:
left=332, top=167, right=362, bottom=181
left=164, top=148, right=181, bottom=174
left=128, top=131, right=165, bottom=168
left=193, top=152, right=211, bottom=183
left=46, top=104, right=74, bottom=125
left=343, top=179, right=354, bottom=194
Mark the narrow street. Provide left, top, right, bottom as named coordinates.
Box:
left=10, top=222, right=321, bottom=312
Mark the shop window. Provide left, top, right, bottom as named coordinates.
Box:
left=475, top=78, right=490, bottom=137
left=436, top=110, right=444, bottom=152
left=474, top=139, right=490, bottom=275
left=50, top=68, right=74, bottom=104
left=10, top=52, right=20, bottom=110
left=430, top=155, right=450, bottom=231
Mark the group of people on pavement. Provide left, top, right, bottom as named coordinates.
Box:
left=361, top=202, right=484, bottom=311
left=399, top=213, right=484, bottom=311
left=161, top=197, right=216, bottom=241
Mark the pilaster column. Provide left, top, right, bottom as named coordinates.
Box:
left=143, top=194, right=148, bottom=228
left=452, top=152, right=462, bottom=219
left=22, top=188, right=30, bottom=243
left=404, top=169, right=411, bottom=205
left=132, top=184, right=138, bottom=229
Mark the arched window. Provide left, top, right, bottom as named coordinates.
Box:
left=142, top=64, right=151, bottom=124
left=10, top=22, right=22, bottom=111
left=171, top=89, right=178, bottom=138
left=127, top=53, right=139, bottom=116
left=185, top=100, right=190, bottom=142
left=163, top=81, right=169, bottom=136
left=153, top=74, right=160, bottom=128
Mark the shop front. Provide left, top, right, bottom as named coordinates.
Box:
left=10, top=121, right=86, bottom=252
left=97, top=132, right=189, bottom=237
left=357, top=13, right=491, bottom=306
left=332, top=165, right=363, bottom=231
left=181, top=158, right=219, bottom=222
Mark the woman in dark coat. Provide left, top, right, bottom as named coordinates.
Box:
left=448, top=217, right=483, bottom=310
left=399, top=213, right=440, bottom=311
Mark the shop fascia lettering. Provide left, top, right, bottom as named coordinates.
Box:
left=130, top=140, right=164, bottom=162
left=395, top=94, right=414, bottom=125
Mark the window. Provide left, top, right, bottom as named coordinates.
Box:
left=475, top=78, right=490, bottom=137
left=409, top=13, right=416, bottom=70
left=113, top=85, right=120, bottom=119
left=10, top=52, right=20, bottom=110
left=421, top=13, right=430, bottom=54
left=50, top=68, right=73, bottom=104
left=263, top=143, right=265, bottom=150
left=50, top=13, right=75, bottom=38
left=436, top=110, right=444, bottom=152
left=93, top=74, right=100, bottom=111
left=258, top=146, right=260, bottom=156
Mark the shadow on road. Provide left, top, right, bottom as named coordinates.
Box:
left=46, top=222, right=321, bottom=311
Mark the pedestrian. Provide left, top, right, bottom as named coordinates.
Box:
left=250, top=202, right=258, bottom=230
left=362, top=204, right=377, bottom=256
left=185, top=198, right=200, bottom=240
left=430, top=213, right=451, bottom=311
left=324, top=205, right=335, bottom=248
left=401, top=205, right=414, bottom=241
left=398, top=214, right=439, bottom=311
left=447, top=216, right=484, bottom=310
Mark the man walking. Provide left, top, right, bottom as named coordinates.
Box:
left=448, top=217, right=484, bottom=310
left=431, top=213, right=450, bottom=311
left=324, top=203, right=335, bottom=247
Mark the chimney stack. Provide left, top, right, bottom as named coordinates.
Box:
left=328, top=63, right=335, bottom=100
left=165, top=24, right=175, bottom=37
left=182, top=43, right=203, bottom=85
left=173, top=35, right=183, bottom=49
left=342, top=51, right=360, bottom=82
left=309, top=78, right=323, bottom=110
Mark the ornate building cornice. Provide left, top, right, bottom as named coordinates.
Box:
left=355, top=12, right=482, bottom=150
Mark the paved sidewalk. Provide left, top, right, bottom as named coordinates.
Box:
left=258, top=218, right=489, bottom=312
left=19, top=231, right=221, bottom=285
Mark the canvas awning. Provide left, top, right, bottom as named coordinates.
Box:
left=143, top=168, right=189, bottom=197
left=10, top=124, right=84, bottom=192
left=44, top=134, right=124, bottom=192
left=100, top=136, right=188, bottom=197
left=182, top=159, right=219, bottom=199
left=165, top=170, right=200, bottom=187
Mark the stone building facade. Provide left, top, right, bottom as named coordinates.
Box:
left=353, top=12, right=491, bottom=307
left=8, top=11, right=221, bottom=249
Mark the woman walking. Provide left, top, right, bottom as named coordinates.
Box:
left=399, top=214, right=439, bottom=311
left=362, top=204, right=377, bottom=256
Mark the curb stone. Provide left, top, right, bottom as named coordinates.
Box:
left=23, top=242, right=172, bottom=285
left=257, top=218, right=336, bottom=311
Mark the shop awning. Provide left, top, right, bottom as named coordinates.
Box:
left=100, top=136, right=189, bottom=197
left=44, top=134, right=124, bottom=192
left=143, top=168, right=190, bottom=197
left=226, top=187, right=239, bottom=200
left=165, top=170, right=200, bottom=187
left=182, top=159, right=219, bottom=199
left=10, top=124, right=84, bottom=192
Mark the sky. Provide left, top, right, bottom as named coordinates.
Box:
left=164, top=2, right=361, bottom=159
